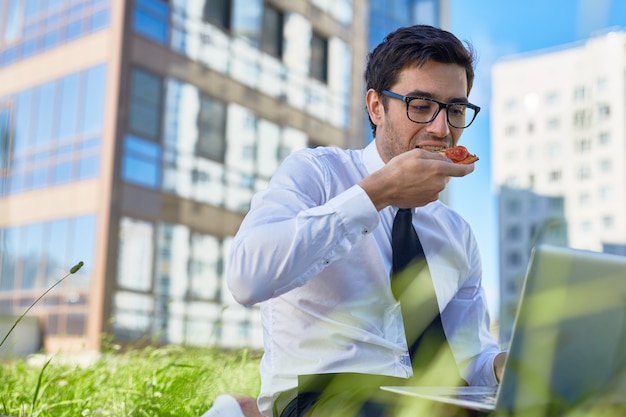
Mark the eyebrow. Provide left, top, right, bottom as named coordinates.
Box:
left=404, top=90, right=469, bottom=104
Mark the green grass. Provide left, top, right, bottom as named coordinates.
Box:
left=0, top=344, right=261, bottom=417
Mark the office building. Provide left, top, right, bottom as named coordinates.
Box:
left=491, top=30, right=626, bottom=344
left=0, top=0, right=448, bottom=353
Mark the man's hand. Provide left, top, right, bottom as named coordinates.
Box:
left=359, top=148, right=475, bottom=211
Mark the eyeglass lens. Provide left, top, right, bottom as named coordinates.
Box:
left=407, top=99, right=475, bottom=128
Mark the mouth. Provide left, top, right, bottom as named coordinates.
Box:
left=415, top=145, right=450, bottom=152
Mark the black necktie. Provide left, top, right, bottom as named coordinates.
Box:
left=392, top=208, right=422, bottom=274
left=391, top=208, right=459, bottom=381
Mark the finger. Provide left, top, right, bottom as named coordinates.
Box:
left=441, top=160, right=475, bottom=177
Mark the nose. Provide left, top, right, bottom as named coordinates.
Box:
left=426, top=108, right=450, bottom=138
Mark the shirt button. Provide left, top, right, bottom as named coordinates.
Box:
left=323, top=259, right=330, bottom=265
left=362, top=228, right=369, bottom=234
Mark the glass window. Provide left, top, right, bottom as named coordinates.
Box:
left=505, top=198, right=522, bottom=215
left=34, top=81, right=56, bottom=147
left=549, top=170, right=562, bottom=182
left=260, top=5, right=283, bottom=58
left=46, top=218, right=69, bottom=285
left=21, top=222, right=44, bottom=289
left=58, top=73, right=79, bottom=140
left=226, top=104, right=255, bottom=173
left=577, top=165, right=591, bottom=180
left=545, top=91, right=560, bottom=106
left=129, top=68, right=162, bottom=140
left=155, top=223, right=189, bottom=299
left=112, top=291, right=153, bottom=340
left=506, top=225, right=522, bottom=240
left=280, top=127, right=307, bottom=162
left=231, top=0, right=261, bottom=46
left=77, top=144, right=100, bottom=180
left=310, top=32, right=328, bottom=83
left=506, top=251, right=522, bottom=268
left=599, top=159, right=612, bottom=173
left=122, top=134, right=161, bottom=188
left=117, top=217, right=154, bottom=291
left=573, top=86, right=586, bottom=101
left=256, top=119, right=280, bottom=178
left=0, top=228, right=19, bottom=291
left=197, top=95, right=226, bottom=162
left=203, top=0, right=232, bottom=30
left=598, top=132, right=610, bottom=145
left=598, top=104, right=610, bottom=120
left=0, top=105, right=11, bottom=175
left=69, top=215, right=96, bottom=287
left=13, top=90, right=32, bottom=152
left=3, top=0, right=25, bottom=43
left=82, top=64, right=106, bottom=134
left=189, top=234, right=221, bottom=300
left=90, top=8, right=110, bottom=31
left=132, top=0, right=169, bottom=44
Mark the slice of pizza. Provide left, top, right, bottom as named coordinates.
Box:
left=437, top=145, right=479, bottom=164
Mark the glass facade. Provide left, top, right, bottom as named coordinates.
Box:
left=0, top=0, right=111, bottom=67
left=112, top=217, right=258, bottom=346
left=131, top=0, right=351, bottom=129
left=0, top=64, right=106, bottom=195
left=0, top=214, right=96, bottom=336
left=0, top=0, right=372, bottom=351
left=122, top=67, right=307, bottom=213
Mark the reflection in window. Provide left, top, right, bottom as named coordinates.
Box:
left=598, top=186, right=612, bottom=202
left=0, top=0, right=111, bottom=67
left=122, top=135, right=162, bottom=188
left=505, top=198, right=522, bottom=215
left=112, top=291, right=153, bottom=340
left=0, top=215, right=95, bottom=336
left=132, top=0, right=170, bottom=44
left=506, top=225, right=522, bottom=240
left=123, top=75, right=308, bottom=212
left=261, top=5, right=283, bottom=58
left=198, top=95, right=227, bottom=162
left=310, top=32, right=328, bottom=83
left=506, top=251, right=522, bottom=268
left=256, top=119, right=280, bottom=177
left=113, top=217, right=229, bottom=345
left=0, top=65, right=105, bottom=196
left=117, top=217, right=154, bottom=291
left=231, top=0, right=262, bottom=46
left=129, top=68, right=162, bottom=140
left=226, top=104, right=256, bottom=174
left=598, top=104, right=610, bottom=120
left=203, top=0, right=232, bottom=30
left=598, top=132, right=610, bottom=145
left=0, top=104, right=11, bottom=182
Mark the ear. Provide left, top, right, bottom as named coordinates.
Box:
left=365, top=89, right=385, bottom=129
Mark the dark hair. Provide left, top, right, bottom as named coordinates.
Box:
left=365, top=25, right=477, bottom=135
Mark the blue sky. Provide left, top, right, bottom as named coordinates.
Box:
left=446, top=0, right=626, bottom=315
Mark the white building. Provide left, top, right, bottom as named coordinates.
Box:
left=491, top=30, right=626, bottom=344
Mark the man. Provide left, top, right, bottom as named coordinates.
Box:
left=214, top=25, right=506, bottom=417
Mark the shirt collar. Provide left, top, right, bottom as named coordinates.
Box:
left=362, top=139, right=385, bottom=175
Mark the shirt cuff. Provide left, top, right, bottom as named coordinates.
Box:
left=328, top=185, right=380, bottom=240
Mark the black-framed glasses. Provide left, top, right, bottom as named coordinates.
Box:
left=382, top=90, right=480, bottom=129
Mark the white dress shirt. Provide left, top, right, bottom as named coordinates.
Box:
left=227, top=141, right=501, bottom=416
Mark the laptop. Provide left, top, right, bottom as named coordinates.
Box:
left=381, top=244, right=626, bottom=415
